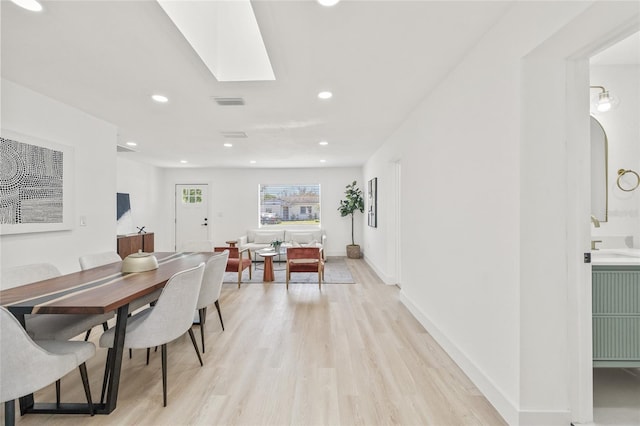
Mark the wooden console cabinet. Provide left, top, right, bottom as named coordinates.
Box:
left=117, top=232, right=155, bottom=259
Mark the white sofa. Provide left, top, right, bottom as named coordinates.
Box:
left=238, top=228, right=327, bottom=261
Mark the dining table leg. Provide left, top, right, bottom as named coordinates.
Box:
left=96, top=304, right=129, bottom=414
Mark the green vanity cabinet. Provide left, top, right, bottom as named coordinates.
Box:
left=592, top=265, right=640, bottom=367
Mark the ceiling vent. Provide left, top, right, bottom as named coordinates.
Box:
left=212, top=97, right=245, bottom=106
left=220, top=131, right=248, bottom=138
left=116, top=144, right=136, bottom=153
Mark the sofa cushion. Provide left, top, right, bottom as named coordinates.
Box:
left=290, top=233, right=313, bottom=244
left=286, top=229, right=323, bottom=243
left=254, top=232, right=281, bottom=244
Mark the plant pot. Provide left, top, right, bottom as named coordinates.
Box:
left=346, top=244, right=361, bottom=259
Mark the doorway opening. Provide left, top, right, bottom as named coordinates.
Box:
left=588, top=30, right=640, bottom=425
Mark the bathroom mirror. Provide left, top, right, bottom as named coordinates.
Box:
left=591, top=116, right=608, bottom=222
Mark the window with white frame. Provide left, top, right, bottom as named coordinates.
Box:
left=258, top=184, right=320, bottom=226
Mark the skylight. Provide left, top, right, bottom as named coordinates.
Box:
left=157, top=0, right=275, bottom=82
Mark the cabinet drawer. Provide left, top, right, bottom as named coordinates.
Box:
left=593, top=316, right=640, bottom=361
left=592, top=271, right=640, bottom=314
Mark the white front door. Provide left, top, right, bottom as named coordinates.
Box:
left=175, top=184, right=209, bottom=250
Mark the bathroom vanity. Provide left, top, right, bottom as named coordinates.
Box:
left=591, top=249, right=640, bottom=367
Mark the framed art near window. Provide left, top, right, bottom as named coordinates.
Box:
left=368, top=177, right=377, bottom=228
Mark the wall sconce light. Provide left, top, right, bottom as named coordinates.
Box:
left=590, top=86, right=619, bottom=113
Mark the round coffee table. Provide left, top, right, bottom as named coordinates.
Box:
left=257, top=251, right=277, bottom=282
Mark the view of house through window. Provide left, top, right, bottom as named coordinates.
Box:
left=259, top=184, right=320, bottom=226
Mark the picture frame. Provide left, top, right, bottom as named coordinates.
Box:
left=368, top=177, right=377, bottom=228
left=0, top=129, right=74, bottom=235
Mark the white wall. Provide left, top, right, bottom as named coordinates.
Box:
left=361, top=2, right=637, bottom=425
left=590, top=64, right=640, bottom=248
left=116, top=156, right=163, bottom=238
left=158, top=167, right=363, bottom=256
left=0, top=79, right=117, bottom=278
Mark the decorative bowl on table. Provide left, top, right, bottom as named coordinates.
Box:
left=121, top=250, right=158, bottom=273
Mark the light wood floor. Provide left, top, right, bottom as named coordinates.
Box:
left=7, top=258, right=506, bottom=425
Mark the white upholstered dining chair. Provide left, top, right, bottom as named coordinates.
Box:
left=79, top=251, right=161, bottom=312
left=192, top=250, right=228, bottom=354
left=0, top=306, right=96, bottom=426
left=1, top=263, right=114, bottom=341
left=181, top=240, right=214, bottom=252
left=99, top=262, right=206, bottom=407
left=78, top=251, right=122, bottom=270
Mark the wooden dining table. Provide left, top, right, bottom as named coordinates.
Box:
left=0, top=251, right=214, bottom=416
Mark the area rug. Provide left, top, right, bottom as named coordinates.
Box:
left=223, top=256, right=355, bottom=284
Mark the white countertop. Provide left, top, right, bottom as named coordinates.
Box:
left=591, top=248, right=640, bottom=266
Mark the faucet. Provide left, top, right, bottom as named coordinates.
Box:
left=590, top=215, right=602, bottom=250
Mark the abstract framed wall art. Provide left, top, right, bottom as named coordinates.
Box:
left=368, top=177, right=377, bottom=228
left=0, top=130, right=74, bottom=235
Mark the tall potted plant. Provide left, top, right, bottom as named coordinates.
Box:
left=338, top=180, right=364, bottom=259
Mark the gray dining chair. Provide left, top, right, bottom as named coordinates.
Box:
left=99, top=262, right=206, bottom=407
left=181, top=240, right=214, bottom=252
left=1, top=263, right=114, bottom=341
left=0, top=306, right=96, bottom=426
left=78, top=251, right=122, bottom=270
left=79, top=251, right=161, bottom=312
left=192, top=250, right=229, bottom=354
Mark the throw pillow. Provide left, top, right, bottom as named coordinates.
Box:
left=290, top=233, right=313, bottom=244
left=302, top=240, right=318, bottom=247
left=254, top=233, right=279, bottom=244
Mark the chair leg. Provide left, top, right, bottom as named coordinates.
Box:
left=78, top=362, right=94, bottom=416
left=188, top=328, right=204, bottom=367
left=214, top=300, right=224, bottom=331
left=161, top=344, right=167, bottom=407
left=100, top=348, right=112, bottom=404
left=146, top=348, right=151, bottom=365
left=56, top=379, right=61, bottom=407
left=129, top=348, right=132, bottom=359
left=237, top=268, right=242, bottom=288
left=286, top=267, right=290, bottom=290
left=84, top=329, right=91, bottom=341
left=5, top=400, right=15, bottom=426
left=199, top=307, right=207, bottom=352
left=248, top=264, right=252, bottom=279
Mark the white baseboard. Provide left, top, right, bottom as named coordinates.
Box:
left=519, top=410, right=571, bottom=426
left=399, top=292, right=572, bottom=426
left=399, top=292, right=519, bottom=424
left=363, top=255, right=395, bottom=285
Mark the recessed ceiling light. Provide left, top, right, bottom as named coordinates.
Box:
left=249, top=160, right=257, bottom=164
left=151, top=94, right=169, bottom=103
left=11, top=0, right=43, bottom=12
left=125, top=141, right=137, bottom=147
left=317, top=0, right=340, bottom=6
left=223, top=143, right=233, bottom=148
left=319, top=141, right=329, bottom=146
left=320, top=159, right=327, bottom=163
left=318, top=91, right=333, bottom=100
left=180, top=160, right=188, bottom=164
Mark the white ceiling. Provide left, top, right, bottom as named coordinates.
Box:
left=1, top=0, right=513, bottom=169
